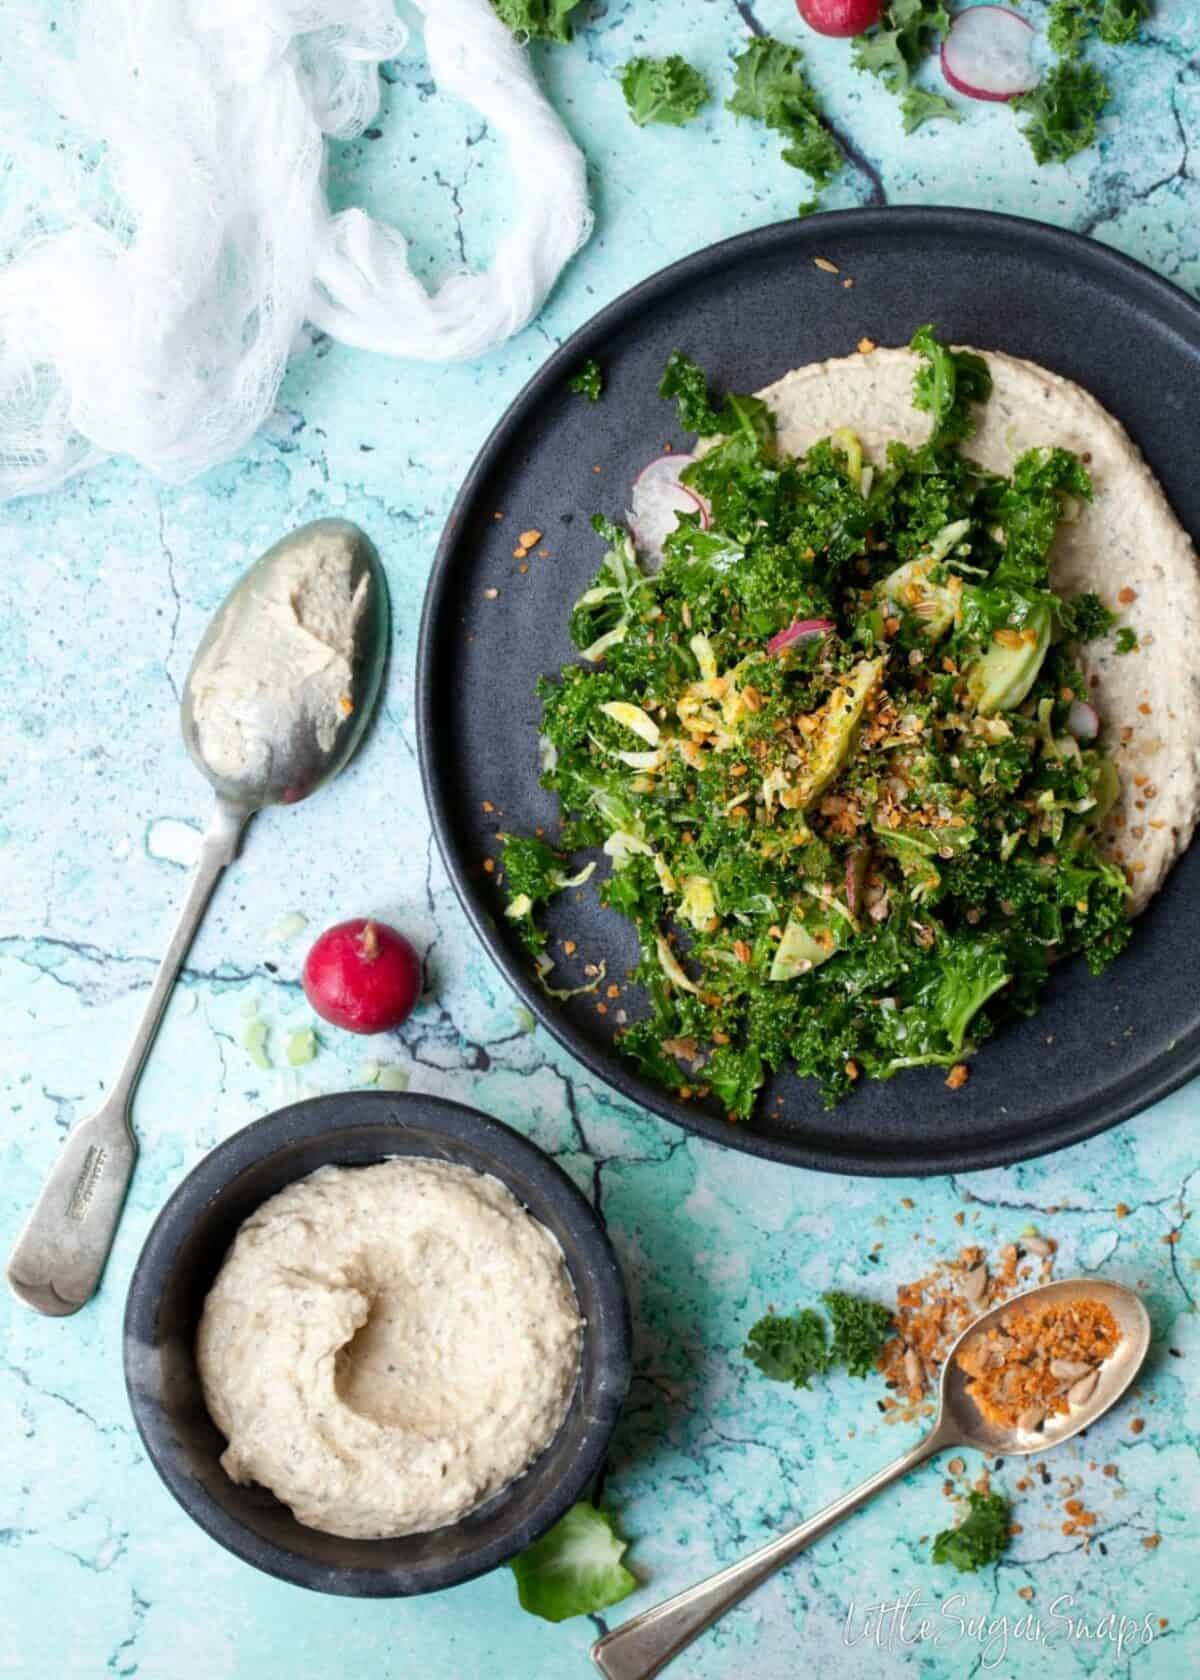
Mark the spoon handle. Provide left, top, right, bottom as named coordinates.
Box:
left=591, top=1424, right=953, bottom=1680
left=6, top=797, right=250, bottom=1316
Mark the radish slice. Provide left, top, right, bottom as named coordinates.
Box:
left=845, top=845, right=871, bottom=917
left=1067, top=699, right=1100, bottom=741
left=628, top=454, right=710, bottom=570
left=767, top=617, right=836, bottom=657
left=941, top=6, right=1038, bottom=103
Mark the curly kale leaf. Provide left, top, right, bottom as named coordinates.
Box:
left=1048, top=0, right=1148, bottom=56
left=1016, top=60, right=1110, bottom=165
left=727, top=37, right=842, bottom=192
left=659, top=350, right=776, bottom=444
left=1066, top=590, right=1117, bottom=641
left=823, top=1291, right=895, bottom=1377
left=910, top=323, right=993, bottom=446
left=991, top=447, right=1093, bottom=589
left=620, top=55, right=709, bottom=127
left=490, top=0, right=583, bottom=42
left=900, top=87, right=961, bottom=133
left=567, top=358, right=603, bottom=401
left=932, top=1490, right=1012, bottom=1572
left=743, top=1309, right=831, bottom=1388
left=853, top=0, right=951, bottom=90
left=744, top=1293, right=893, bottom=1388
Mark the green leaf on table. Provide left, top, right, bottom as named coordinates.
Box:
left=1015, top=60, right=1110, bottom=165
left=728, top=37, right=842, bottom=193
left=899, top=87, right=961, bottom=133
left=853, top=0, right=951, bottom=91
left=510, top=1502, right=638, bottom=1622
left=744, top=1309, right=831, bottom=1389
left=823, top=1290, right=895, bottom=1377
left=490, top=0, right=584, bottom=42
left=620, top=55, right=709, bottom=127
left=931, top=1490, right=1012, bottom=1571
left=1048, top=0, right=1148, bottom=56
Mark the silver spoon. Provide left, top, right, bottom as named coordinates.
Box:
left=592, top=1276, right=1150, bottom=1680
left=6, top=519, right=388, bottom=1317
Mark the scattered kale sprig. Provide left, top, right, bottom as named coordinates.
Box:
left=621, top=56, right=709, bottom=127
left=490, top=0, right=583, bottom=42
left=931, top=1489, right=1012, bottom=1571
left=727, top=37, right=842, bottom=194
left=744, top=1292, right=894, bottom=1389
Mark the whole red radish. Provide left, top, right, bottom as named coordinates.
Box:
left=303, top=918, right=421, bottom=1034
left=797, top=0, right=883, bottom=37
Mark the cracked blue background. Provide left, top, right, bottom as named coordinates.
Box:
left=2, top=1, right=1198, bottom=1675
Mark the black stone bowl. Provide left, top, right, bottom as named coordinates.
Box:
left=123, top=1092, right=631, bottom=1596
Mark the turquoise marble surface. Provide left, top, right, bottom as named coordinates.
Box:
left=2, top=2, right=1198, bottom=1674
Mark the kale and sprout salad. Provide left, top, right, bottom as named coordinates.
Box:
left=501, top=326, right=1130, bottom=1118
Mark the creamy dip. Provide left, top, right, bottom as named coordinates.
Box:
left=188, top=522, right=370, bottom=789
left=196, top=1159, right=582, bottom=1539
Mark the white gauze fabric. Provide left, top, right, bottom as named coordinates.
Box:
left=0, top=0, right=592, bottom=498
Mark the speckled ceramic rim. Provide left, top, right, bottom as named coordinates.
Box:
left=417, top=207, right=1200, bottom=1177
left=123, top=1092, right=632, bottom=1596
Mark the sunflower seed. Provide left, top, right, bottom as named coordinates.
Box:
left=1067, top=1370, right=1100, bottom=1407
left=1017, top=1405, right=1046, bottom=1433
left=904, top=1348, right=925, bottom=1392
left=963, top=1264, right=989, bottom=1305
left=1023, top=1236, right=1053, bottom=1257
left=1050, top=1358, right=1093, bottom=1381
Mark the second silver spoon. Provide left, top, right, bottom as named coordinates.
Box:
left=592, top=1276, right=1150, bottom=1680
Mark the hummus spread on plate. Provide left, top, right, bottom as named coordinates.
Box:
left=757, top=346, right=1200, bottom=912
left=196, top=1159, right=582, bottom=1539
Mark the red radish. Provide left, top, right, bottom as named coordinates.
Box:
left=629, top=454, right=710, bottom=570
left=941, top=6, right=1038, bottom=103
left=767, top=617, right=836, bottom=657
left=1067, top=699, right=1100, bottom=742
left=797, top=0, right=883, bottom=37
left=303, top=918, right=421, bottom=1034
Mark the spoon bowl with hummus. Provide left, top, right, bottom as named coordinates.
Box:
left=123, top=1092, right=631, bottom=1596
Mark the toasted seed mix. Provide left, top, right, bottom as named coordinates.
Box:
left=956, top=1298, right=1120, bottom=1433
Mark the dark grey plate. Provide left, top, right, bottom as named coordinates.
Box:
left=124, top=1093, right=630, bottom=1595
left=417, top=208, right=1200, bottom=1176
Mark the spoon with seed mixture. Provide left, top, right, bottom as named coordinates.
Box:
left=592, top=1276, right=1150, bottom=1680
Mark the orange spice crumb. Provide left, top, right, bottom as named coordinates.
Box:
left=482, top=857, right=496, bottom=874
left=858, top=336, right=877, bottom=353
left=1118, top=586, right=1137, bottom=604
left=945, top=1063, right=969, bottom=1090
left=955, top=1297, right=1120, bottom=1432
left=1130, top=1417, right=1145, bottom=1435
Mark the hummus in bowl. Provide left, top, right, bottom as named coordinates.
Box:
left=197, top=1158, right=582, bottom=1540
left=123, top=1094, right=630, bottom=1595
